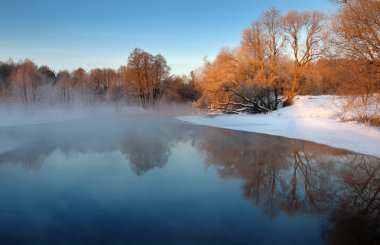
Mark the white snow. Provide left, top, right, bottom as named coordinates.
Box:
left=177, top=96, right=380, bottom=158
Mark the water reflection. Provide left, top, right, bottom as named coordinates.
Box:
left=0, top=115, right=379, bottom=244
left=0, top=114, right=182, bottom=174
left=322, top=156, right=380, bottom=245
left=192, top=127, right=380, bottom=244
left=192, top=128, right=345, bottom=216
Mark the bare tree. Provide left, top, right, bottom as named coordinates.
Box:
left=71, top=68, right=92, bottom=105
left=11, top=59, right=42, bottom=105
left=164, top=74, right=202, bottom=103
left=103, top=68, right=123, bottom=106
left=38, top=65, right=56, bottom=84
left=126, top=48, right=170, bottom=107
left=262, top=7, right=286, bottom=106
left=56, top=70, right=72, bottom=107
left=282, top=11, right=326, bottom=106
left=197, top=8, right=286, bottom=114
left=330, top=0, right=380, bottom=125
left=332, top=0, right=380, bottom=64
left=89, top=68, right=109, bottom=99
left=0, top=59, right=17, bottom=99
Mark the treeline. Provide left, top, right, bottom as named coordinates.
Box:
left=0, top=48, right=201, bottom=108
left=195, top=0, right=379, bottom=117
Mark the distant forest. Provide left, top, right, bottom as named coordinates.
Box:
left=0, top=48, right=202, bottom=108
left=0, top=0, right=379, bottom=122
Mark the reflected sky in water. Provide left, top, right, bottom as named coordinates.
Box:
left=0, top=113, right=379, bottom=244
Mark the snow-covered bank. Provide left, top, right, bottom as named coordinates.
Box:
left=177, top=96, right=380, bottom=158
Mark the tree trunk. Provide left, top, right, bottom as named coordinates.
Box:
left=284, top=63, right=299, bottom=107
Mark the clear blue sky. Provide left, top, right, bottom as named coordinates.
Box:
left=0, top=0, right=336, bottom=75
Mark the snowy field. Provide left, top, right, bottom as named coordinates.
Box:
left=178, top=96, right=380, bottom=158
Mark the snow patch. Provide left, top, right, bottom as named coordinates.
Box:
left=178, top=96, right=380, bottom=158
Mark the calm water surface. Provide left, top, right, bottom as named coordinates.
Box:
left=0, top=113, right=379, bottom=244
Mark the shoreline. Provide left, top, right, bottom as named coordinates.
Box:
left=177, top=96, right=380, bottom=158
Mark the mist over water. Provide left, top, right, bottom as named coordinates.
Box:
left=1, top=0, right=379, bottom=243
left=0, top=111, right=379, bottom=244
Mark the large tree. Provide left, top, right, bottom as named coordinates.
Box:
left=56, top=70, right=72, bottom=107
left=332, top=0, right=380, bottom=64
left=197, top=8, right=286, bottom=113
left=11, top=59, right=42, bottom=104
left=282, top=11, right=326, bottom=106
left=241, top=7, right=285, bottom=110
left=126, top=48, right=170, bottom=107
left=329, top=0, right=380, bottom=124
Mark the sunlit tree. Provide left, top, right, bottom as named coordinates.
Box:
left=329, top=0, right=380, bottom=124
left=197, top=8, right=286, bottom=113
left=125, top=48, right=170, bottom=107
left=282, top=10, right=326, bottom=106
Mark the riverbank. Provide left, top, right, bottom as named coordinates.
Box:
left=177, top=96, right=380, bottom=158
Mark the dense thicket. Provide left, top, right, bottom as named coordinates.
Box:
left=196, top=7, right=328, bottom=113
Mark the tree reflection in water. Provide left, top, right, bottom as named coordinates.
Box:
left=193, top=126, right=380, bottom=244
left=0, top=114, right=181, bottom=174
left=120, top=132, right=172, bottom=176
left=321, top=156, right=380, bottom=245
left=0, top=118, right=378, bottom=244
